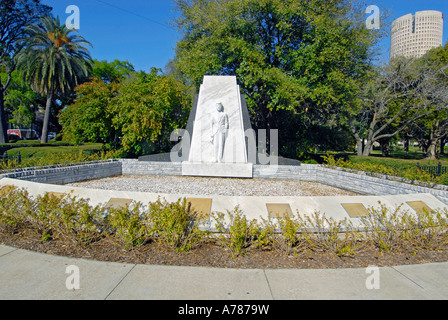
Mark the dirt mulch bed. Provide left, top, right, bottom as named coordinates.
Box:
left=2, top=229, right=448, bottom=269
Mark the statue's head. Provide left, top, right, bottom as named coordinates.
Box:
left=216, top=103, right=224, bottom=112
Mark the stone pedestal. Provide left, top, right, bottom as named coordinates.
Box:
left=182, top=162, right=253, bottom=178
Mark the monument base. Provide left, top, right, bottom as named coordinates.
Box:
left=182, top=162, right=253, bottom=178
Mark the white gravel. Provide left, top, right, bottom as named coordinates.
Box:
left=67, top=175, right=358, bottom=197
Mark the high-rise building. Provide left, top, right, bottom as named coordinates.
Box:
left=390, top=10, right=444, bottom=60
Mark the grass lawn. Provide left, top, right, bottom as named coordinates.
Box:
left=1, top=142, right=108, bottom=169
left=348, top=154, right=448, bottom=170
left=317, top=145, right=448, bottom=166
left=314, top=145, right=448, bottom=185
left=6, top=143, right=104, bottom=159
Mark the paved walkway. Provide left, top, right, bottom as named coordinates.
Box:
left=1, top=244, right=447, bottom=300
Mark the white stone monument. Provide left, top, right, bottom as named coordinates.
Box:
left=182, top=76, right=254, bottom=178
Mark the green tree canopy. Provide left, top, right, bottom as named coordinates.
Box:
left=172, top=0, right=382, bottom=158
left=91, top=59, right=135, bottom=83
left=60, top=68, right=192, bottom=157
left=405, top=42, right=448, bottom=159
left=0, top=0, right=51, bottom=142
left=2, top=68, right=41, bottom=128
left=347, top=45, right=448, bottom=157
left=59, top=77, right=119, bottom=147
left=17, top=15, right=92, bottom=143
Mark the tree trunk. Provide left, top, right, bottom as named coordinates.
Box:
left=0, top=83, right=9, bottom=144
left=41, top=92, right=53, bottom=144
left=426, top=141, right=437, bottom=160
left=440, top=137, right=446, bottom=155
left=425, top=128, right=438, bottom=160
left=404, top=137, right=409, bottom=154
left=362, top=140, right=372, bottom=156
left=356, top=139, right=363, bottom=156
left=348, top=118, right=365, bottom=156
left=353, top=138, right=373, bottom=157
left=380, top=139, right=390, bottom=157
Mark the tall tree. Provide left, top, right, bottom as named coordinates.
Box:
left=60, top=69, right=191, bottom=157
left=408, top=43, right=448, bottom=159
left=91, top=59, right=135, bottom=83
left=59, top=77, right=119, bottom=148
left=2, top=68, right=42, bottom=129
left=111, top=69, right=191, bottom=156
left=17, top=15, right=92, bottom=143
left=172, top=0, right=381, bottom=158
left=0, top=0, right=51, bottom=143
left=348, top=52, right=448, bottom=157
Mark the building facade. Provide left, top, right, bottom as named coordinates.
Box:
left=390, top=10, right=444, bottom=60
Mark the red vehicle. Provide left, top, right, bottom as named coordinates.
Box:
left=7, top=129, right=38, bottom=140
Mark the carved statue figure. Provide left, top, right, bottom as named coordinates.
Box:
left=211, top=103, right=229, bottom=162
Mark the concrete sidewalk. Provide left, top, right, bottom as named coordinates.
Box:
left=1, top=244, right=447, bottom=300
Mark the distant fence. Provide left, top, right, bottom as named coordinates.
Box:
left=0, top=152, right=21, bottom=165
left=417, top=162, right=448, bottom=177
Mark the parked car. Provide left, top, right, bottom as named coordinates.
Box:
left=7, top=129, right=39, bottom=140
left=7, top=134, right=20, bottom=142
left=47, top=132, right=57, bottom=140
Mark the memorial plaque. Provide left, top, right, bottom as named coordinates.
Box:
left=266, top=204, right=293, bottom=219
left=46, top=192, right=65, bottom=199
left=187, top=198, right=212, bottom=220
left=407, top=201, right=433, bottom=214
left=0, top=185, right=17, bottom=196
left=341, top=203, right=370, bottom=218
left=105, top=198, right=133, bottom=210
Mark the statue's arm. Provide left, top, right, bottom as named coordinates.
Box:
left=211, top=117, right=217, bottom=140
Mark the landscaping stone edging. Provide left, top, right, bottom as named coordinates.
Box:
left=0, top=160, right=122, bottom=185
left=2, top=159, right=448, bottom=205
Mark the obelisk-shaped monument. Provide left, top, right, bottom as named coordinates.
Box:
left=182, top=76, right=254, bottom=178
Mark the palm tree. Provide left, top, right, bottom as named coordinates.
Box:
left=17, top=15, right=92, bottom=143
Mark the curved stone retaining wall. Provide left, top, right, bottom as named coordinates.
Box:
left=2, top=159, right=448, bottom=205
left=256, top=164, right=448, bottom=204
left=0, top=160, right=122, bottom=185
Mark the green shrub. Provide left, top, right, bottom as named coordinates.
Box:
left=0, top=191, right=105, bottom=244
left=49, top=196, right=105, bottom=246
left=146, top=198, right=206, bottom=252
left=360, top=203, right=448, bottom=252
left=361, top=203, right=404, bottom=252
left=0, top=188, right=33, bottom=233
left=30, top=193, right=104, bottom=245
left=399, top=207, right=448, bottom=250
left=106, top=202, right=147, bottom=249
left=1, top=189, right=447, bottom=258
left=434, top=173, right=448, bottom=186
left=323, top=154, right=444, bottom=185
left=254, top=218, right=275, bottom=249
left=296, top=211, right=361, bottom=255
left=28, top=192, right=60, bottom=241
left=272, top=215, right=301, bottom=255
left=213, top=207, right=263, bottom=257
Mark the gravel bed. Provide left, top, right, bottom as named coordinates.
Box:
left=67, top=175, right=359, bottom=197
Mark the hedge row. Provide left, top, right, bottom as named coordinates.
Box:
left=1, top=189, right=447, bottom=258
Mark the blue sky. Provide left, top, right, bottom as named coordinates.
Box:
left=42, top=0, right=180, bottom=72
left=42, top=0, right=448, bottom=73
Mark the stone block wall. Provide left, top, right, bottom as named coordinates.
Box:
left=254, top=164, right=448, bottom=204
left=0, top=160, right=122, bottom=185
left=253, top=164, right=317, bottom=181
left=121, top=159, right=182, bottom=176
left=2, top=159, right=448, bottom=204
left=315, top=166, right=448, bottom=204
